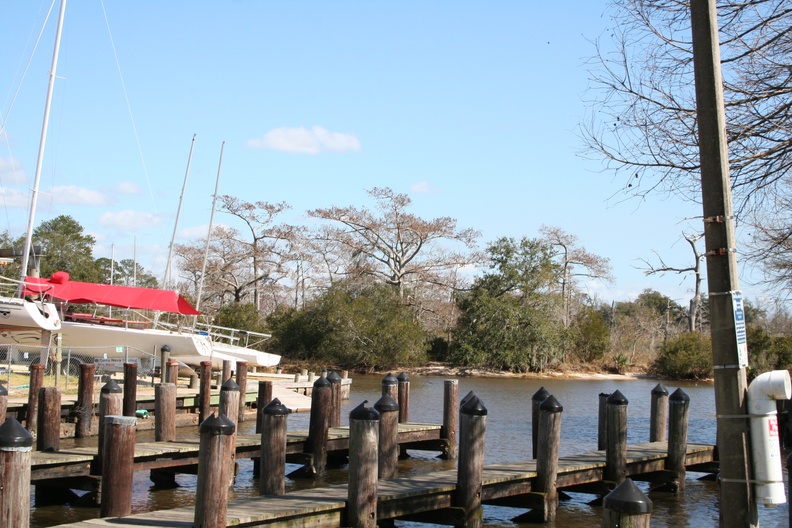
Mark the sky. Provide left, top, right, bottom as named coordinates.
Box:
left=0, top=1, right=759, bottom=307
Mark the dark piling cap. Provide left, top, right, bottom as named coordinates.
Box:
left=652, top=383, right=668, bottom=396
left=349, top=400, right=380, bottom=421
left=101, top=379, right=122, bottom=394
left=374, top=394, right=399, bottom=413
left=327, top=370, right=342, bottom=384
left=460, top=393, right=487, bottom=416
left=603, top=478, right=653, bottom=514
left=539, top=394, right=563, bottom=413
left=0, top=417, right=33, bottom=448
left=313, top=375, right=330, bottom=388
left=263, top=397, right=290, bottom=416
left=532, top=386, right=551, bottom=402
left=599, top=392, right=611, bottom=399
left=607, top=390, right=629, bottom=406
left=669, top=387, right=690, bottom=403
left=460, top=390, right=476, bottom=407
left=221, top=378, right=240, bottom=391
left=382, top=373, right=398, bottom=386
left=397, top=372, right=410, bottom=382
left=199, top=412, right=236, bottom=435
left=0, top=383, right=7, bottom=396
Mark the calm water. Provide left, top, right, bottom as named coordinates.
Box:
left=30, top=374, right=789, bottom=527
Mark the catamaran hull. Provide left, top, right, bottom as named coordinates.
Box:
left=0, top=320, right=280, bottom=369
left=0, top=296, right=61, bottom=332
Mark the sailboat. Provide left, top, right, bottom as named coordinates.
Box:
left=0, top=1, right=65, bottom=345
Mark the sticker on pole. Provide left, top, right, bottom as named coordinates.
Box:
left=732, top=291, right=748, bottom=368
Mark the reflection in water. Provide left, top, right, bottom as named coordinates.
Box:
left=30, top=374, right=788, bottom=527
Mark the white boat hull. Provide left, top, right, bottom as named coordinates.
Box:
left=0, top=320, right=280, bottom=369
left=0, top=296, right=61, bottom=332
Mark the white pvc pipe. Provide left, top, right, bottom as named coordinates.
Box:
left=747, top=370, right=791, bottom=506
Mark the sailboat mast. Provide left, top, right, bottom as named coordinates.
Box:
left=162, top=133, right=196, bottom=289
left=19, top=0, right=67, bottom=289
left=196, top=141, right=224, bottom=313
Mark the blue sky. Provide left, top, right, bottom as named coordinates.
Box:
left=0, top=1, right=755, bottom=306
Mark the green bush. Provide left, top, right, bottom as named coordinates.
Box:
left=653, top=332, right=712, bottom=379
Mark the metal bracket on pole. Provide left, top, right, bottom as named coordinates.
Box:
left=704, top=247, right=736, bottom=257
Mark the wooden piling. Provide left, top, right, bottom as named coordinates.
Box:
left=159, top=346, right=170, bottom=382
left=259, top=398, right=289, bottom=496
left=76, top=362, right=95, bottom=439
left=26, top=363, right=44, bottom=432
left=166, top=360, right=179, bottom=386
left=194, top=413, right=236, bottom=528
left=598, top=392, right=611, bottom=451
left=235, top=361, right=248, bottom=423
left=666, top=388, right=690, bottom=491
left=36, top=386, right=61, bottom=452
left=306, top=375, right=332, bottom=476
left=0, top=383, right=6, bottom=424
left=155, top=383, right=177, bottom=442
left=442, top=379, right=459, bottom=460
left=456, top=393, right=487, bottom=528
left=375, top=394, right=399, bottom=479
left=348, top=401, right=380, bottom=528
left=122, top=362, right=138, bottom=417
left=199, top=361, right=212, bottom=423
left=397, top=372, right=410, bottom=424
left=222, top=359, right=232, bottom=384
left=327, top=370, right=342, bottom=428
left=531, top=386, right=550, bottom=459
left=220, top=378, right=240, bottom=479
left=650, top=383, right=668, bottom=442
left=97, top=379, right=124, bottom=473
left=602, top=478, right=652, bottom=528
left=536, top=395, right=563, bottom=522
left=382, top=372, right=398, bottom=401
left=100, top=415, right=137, bottom=518
left=252, top=380, right=274, bottom=478
left=0, top=418, right=33, bottom=528
left=605, top=390, right=628, bottom=487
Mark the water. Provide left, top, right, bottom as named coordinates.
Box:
left=29, top=374, right=789, bottom=527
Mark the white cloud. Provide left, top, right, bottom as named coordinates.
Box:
left=117, top=181, right=140, bottom=195
left=99, top=210, right=163, bottom=230
left=0, top=188, right=29, bottom=208
left=411, top=181, right=441, bottom=195
left=0, top=156, right=27, bottom=185
left=247, top=126, right=361, bottom=154
left=47, top=185, right=111, bottom=206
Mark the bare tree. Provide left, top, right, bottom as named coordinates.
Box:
left=219, top=197, right=296, bottom=310
left=582, top=1, right=792, bottom=220
left=640, top=232, right=705, bottom=332
left=308, top=187, right=481, bottom=299
left=539, top=225, right=613, bottom=327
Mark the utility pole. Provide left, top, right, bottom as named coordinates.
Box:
left=689, top=1, right=757, bottom=526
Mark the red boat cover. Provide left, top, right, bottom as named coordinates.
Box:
left=24, top=272, right=200, bottom=315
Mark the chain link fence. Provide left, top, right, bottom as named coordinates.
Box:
left=0, top=343, right=158, bottom=391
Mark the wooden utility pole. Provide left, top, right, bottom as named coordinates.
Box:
left=689, top=1, right=757, bottom=526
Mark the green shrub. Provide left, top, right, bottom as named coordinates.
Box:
left=653, top=332, right=712, bottom=379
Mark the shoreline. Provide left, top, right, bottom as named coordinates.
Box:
left=374, top=364, right=652, bottom=381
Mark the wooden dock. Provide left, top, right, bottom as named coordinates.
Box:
left=45, top=441, right=716, bottom=527
left=30, top=422, right=445, bottom=483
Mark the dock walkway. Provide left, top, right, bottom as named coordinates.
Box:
left=30, top=422, right=444, bottom=482
left=46, top=441, right=716, bottom=527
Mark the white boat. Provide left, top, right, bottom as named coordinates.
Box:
left=8, top=272, right=281, bottom=371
